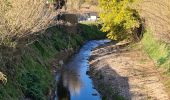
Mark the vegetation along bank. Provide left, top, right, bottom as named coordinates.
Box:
left=0, top=22, right=106, bottom=99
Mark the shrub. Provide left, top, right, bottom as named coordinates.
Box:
left=99, top=0, right=140, bottom=41
left=0, top=0, right=56, bottom=47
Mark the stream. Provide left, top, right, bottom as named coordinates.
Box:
left=54, top=40, right=110, bottom=100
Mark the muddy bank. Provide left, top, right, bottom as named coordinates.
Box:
left=88, top=42, right=169, bottom=100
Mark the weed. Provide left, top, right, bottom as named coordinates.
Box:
left=141, top=29, right=170, bottom=71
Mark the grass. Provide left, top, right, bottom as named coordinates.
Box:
left=141, top=28, right=170, bottom=97
left=0, top=22, right=106, bottom=99
left=79, top=22, right=107, bottom=40
left=141, top=29, right=170, bottom=71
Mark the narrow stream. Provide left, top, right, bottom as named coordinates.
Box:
left=54, top=40, right=110, bottom=100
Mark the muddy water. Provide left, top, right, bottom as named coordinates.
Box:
left=54, top=40, right=110, bottom=100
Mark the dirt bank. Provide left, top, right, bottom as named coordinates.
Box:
left=88, top=42, right=169, bottom=100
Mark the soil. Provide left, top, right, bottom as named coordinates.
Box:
left=88, top=41, right=169, bottom=100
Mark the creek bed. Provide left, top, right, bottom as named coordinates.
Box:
left=54, top=40, right=110, bottom=100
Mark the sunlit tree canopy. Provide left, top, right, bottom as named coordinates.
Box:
left=99, top=0, right=140, bottom=40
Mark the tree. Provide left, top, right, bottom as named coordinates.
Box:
left=99, top=0, right=140, bottom=40
left=0, top=0, right=57, bottom=46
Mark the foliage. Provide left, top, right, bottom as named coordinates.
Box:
left=0, top=23, right=106, bottom=99
left=99, top=0, right=140, bottom=40
left=79, top=22, right=107, bottom=40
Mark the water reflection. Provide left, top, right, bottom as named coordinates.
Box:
left=54, top=40, right=110, bottom=100
left=57, top=75, right=71, bottom=100
left=55, top=61, right=83, bottom=100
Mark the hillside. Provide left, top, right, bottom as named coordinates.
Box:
left=137, top=0, right=170, bottom=42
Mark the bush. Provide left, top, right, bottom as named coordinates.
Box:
left=0, top=0, right=56, bottom=46
left=99, top=0, right=140, bottom=41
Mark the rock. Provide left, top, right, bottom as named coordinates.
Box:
left=58, top=60, right=64, bottom=66
left=92, top=93, right=98, bottom=96
left=92, top=87, right=96, bottom=89
left=86, top=71, right=90, bottom=75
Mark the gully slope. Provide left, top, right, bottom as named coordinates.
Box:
left=88, top=42, right=169, bottom=100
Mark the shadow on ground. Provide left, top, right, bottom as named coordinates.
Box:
left=88, top=42, right=144, bottom=100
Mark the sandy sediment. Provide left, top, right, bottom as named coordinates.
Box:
left=88, top=42, right=169, bottom=100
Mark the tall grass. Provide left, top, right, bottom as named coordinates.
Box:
left=142, top=29, right=170, bottom=71
left=0, top=0, right=57, bottom=46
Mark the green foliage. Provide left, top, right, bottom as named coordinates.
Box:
left=80, top=22, right=107, bottom=40
left=47, top=0, right=54, bottom=3
left=0, top=79, right=23, bottom=100
left=0, top=23, right=106, bottom=99
left=142, top=29, right=170, bottom=71
left=18, top=54, right=52, bottom=100
left=99, top=0, right=140, bottom=40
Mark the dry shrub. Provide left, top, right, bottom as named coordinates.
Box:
left=0, top=0, right=57, bottom=46
left=0, top=72, right=7, bottom=84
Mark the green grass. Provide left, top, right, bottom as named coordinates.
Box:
left=79, top=22, right=107, bottom=40
left=0, top=23, right=106, bottom=99
left=141, top=29, right=170, bottom=71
